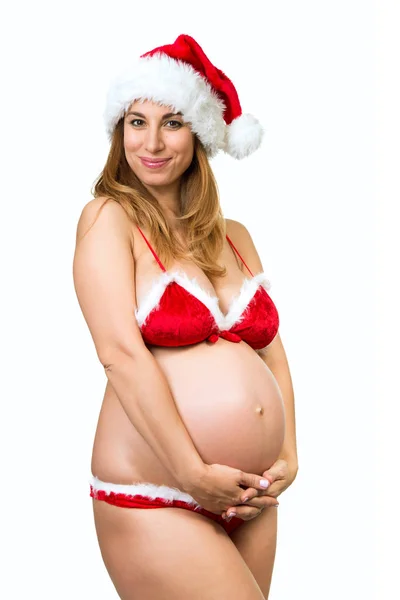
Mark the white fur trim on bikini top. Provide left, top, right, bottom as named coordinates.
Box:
left=134, top=270, right=272, bottom=332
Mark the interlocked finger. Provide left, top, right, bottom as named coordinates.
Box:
left=224, top=494, right=278, bottom=521
left=241, top=496, right=271, bottom=509
left=225, top=505, right=263, bottom=522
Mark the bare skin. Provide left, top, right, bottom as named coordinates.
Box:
left=92, top=499, right=276, bottom=599
left=91, top=221, right=285, bottom=484
left=90, top=218, right=282, bottom=599
left=82, top=100, right=283, bottom=598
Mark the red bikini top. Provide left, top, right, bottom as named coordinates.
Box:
left=134, top=227, right=279, bottom=353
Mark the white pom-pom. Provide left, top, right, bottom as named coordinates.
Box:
left=225, top=113, right=264, bottom=159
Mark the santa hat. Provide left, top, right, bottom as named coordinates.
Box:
left=104, top=34, right=264, bottom=159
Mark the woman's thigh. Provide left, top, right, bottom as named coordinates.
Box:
left=92, top=499, right=266, bottom=600
left=230, top=506, right=278, bottom=600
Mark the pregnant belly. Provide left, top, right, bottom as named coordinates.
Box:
left=151, top=339, right=286, bottom=475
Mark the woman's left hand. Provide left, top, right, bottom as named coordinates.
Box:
left=222, top=458, right=298, bottom=522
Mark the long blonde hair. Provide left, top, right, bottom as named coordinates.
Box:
left=91, top=118, right=227, bottom=278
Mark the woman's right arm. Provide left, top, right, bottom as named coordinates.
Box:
left=72, top=198, right=205, bottom=487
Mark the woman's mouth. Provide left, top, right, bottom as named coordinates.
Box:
left=139, top=157, right=172, bottom=169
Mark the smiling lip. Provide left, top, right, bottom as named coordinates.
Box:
left=139, top=157, right=172, bottom=169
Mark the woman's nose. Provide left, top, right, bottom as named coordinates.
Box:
left=144, top=126, right=166, bottom=153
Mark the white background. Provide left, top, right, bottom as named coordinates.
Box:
left=1, top=0, right=395, bottom=598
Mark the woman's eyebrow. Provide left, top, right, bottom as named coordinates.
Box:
left=126, top=111, right=183, bottom=119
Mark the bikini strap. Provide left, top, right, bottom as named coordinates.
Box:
left=226, top=234, right=254, bottom=277
left=136, top=226, right=167, bottom=273
left=137, top=226, right=253, bottom=277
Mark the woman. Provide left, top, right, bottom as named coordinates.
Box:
left=73, top=34, right=298, bottom=599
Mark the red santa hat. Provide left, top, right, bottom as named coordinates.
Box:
left=104, top=34, right=264, bottom=160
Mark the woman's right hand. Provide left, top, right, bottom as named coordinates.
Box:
left=181, top=463, right=276, bottom=519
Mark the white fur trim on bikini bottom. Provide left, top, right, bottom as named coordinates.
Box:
left=89, top=475, right=202, bottom=510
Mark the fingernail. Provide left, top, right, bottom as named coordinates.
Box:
left=260, top=479, right=270, bottom=488
left=228, top=511, right=236, bottom=518
left=274, top=503, right=279, bottom=507
left=243, top=496, right=249, bottom=502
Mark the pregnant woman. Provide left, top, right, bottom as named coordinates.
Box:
left=73, top=34, right=299, bottom=599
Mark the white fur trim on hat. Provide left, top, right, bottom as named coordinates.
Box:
left=104, top=53, right=227, bottom=158
left=225, top=113, right=264, bottom=160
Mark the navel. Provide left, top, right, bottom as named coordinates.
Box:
left=255, top=405, right=264, bottom=416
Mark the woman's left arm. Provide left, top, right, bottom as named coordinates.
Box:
left=263, top=332, right=298, bottom=477
left=245, top=333, right=300, bottom=509
left=222, top=335, right=299, bottom=520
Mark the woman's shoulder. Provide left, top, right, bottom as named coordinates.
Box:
left=225, top=218, right=252, bottom=244
left=224, top=218, right=263, bottom=273
left=79, top=196, right=127, bottom=220
left=75, top=196, right=134, bottom=248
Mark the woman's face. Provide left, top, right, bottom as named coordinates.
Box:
left=123, top=99, right=195, bottom=193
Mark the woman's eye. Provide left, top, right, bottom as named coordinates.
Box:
left=129, top=119, right=182, bottom=128
left=166, top=120, right=182, bottom=128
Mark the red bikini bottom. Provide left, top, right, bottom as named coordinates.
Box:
left=89, top=476, right=243, bottom=535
